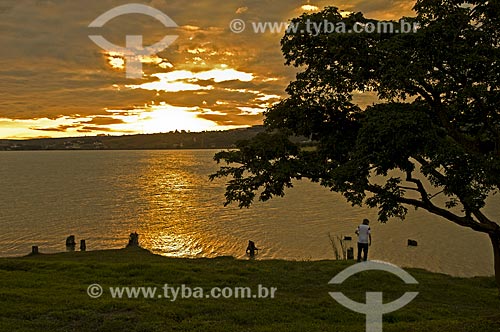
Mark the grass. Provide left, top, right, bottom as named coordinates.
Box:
left=0, top=246, right=499, bottom=332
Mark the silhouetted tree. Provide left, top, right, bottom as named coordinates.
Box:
left=211, top=1, right=500, bottom=294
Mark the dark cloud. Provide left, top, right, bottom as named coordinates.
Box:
left=31, top=126, right=69, bottom=132
left=82, top=117, right=126, bottom=125
left=197, top=112, right=263, bottom=126
left=81, top=125, right=126, bottom=132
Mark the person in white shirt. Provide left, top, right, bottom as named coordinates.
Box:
left=355, top=218, right=372, bottom=262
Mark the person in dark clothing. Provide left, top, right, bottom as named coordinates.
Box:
left=246, top=240, right=259, bottom=257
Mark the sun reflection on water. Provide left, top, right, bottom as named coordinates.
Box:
left=144, top=232, right=203, bottom=257
left=128, top=151, right=217, bottom=257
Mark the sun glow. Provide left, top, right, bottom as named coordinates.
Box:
left=136, top=105, right=219, bottom=133
left=0, top=102, right=245, bottom=139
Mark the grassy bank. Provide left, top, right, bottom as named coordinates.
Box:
left=0, top=247, right=499, bottom=332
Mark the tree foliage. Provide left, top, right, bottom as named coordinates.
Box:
left=210, top=0, right=500, bottom=287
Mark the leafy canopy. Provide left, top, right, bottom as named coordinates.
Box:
left=211, top=0, right=500, bottom=234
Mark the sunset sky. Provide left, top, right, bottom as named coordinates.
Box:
left=0, top=0, right=415, bottom=139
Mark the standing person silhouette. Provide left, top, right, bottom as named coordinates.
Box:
left=355, top=219, right=372, bottom=262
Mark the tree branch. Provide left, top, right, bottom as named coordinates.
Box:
left=366, top=184, right=499, bottom=234
left=405, top=169, right=431, bottom=204
left=414, top=156, right=447, bottom=183
left=414, top=156, right=499, bottom=230
left=410, top=82, right=435, bottom=105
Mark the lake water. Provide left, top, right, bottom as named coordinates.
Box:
left=0, top=150, right=496, bottom=277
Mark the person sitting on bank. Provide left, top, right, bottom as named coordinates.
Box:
left=127, top=232, right=139, bottom=247
left=246, top=240, right=259, bottom=256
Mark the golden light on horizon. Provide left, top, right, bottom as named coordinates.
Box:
left=136, top=104, right=220, bottom=133
left=0, top=61, right=273, bottom=138
left=0, top=101, right=243, bottom=139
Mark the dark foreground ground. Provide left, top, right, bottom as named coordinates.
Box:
left=0, top=247, right=499, bottom=332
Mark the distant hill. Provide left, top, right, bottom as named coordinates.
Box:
left=0, top=126, right=266, bottom=151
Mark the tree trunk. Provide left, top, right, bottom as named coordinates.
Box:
left=490, top=232, right=500, bottom=298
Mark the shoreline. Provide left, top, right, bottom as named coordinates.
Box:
left=3, top=246, right=494, bottom=279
